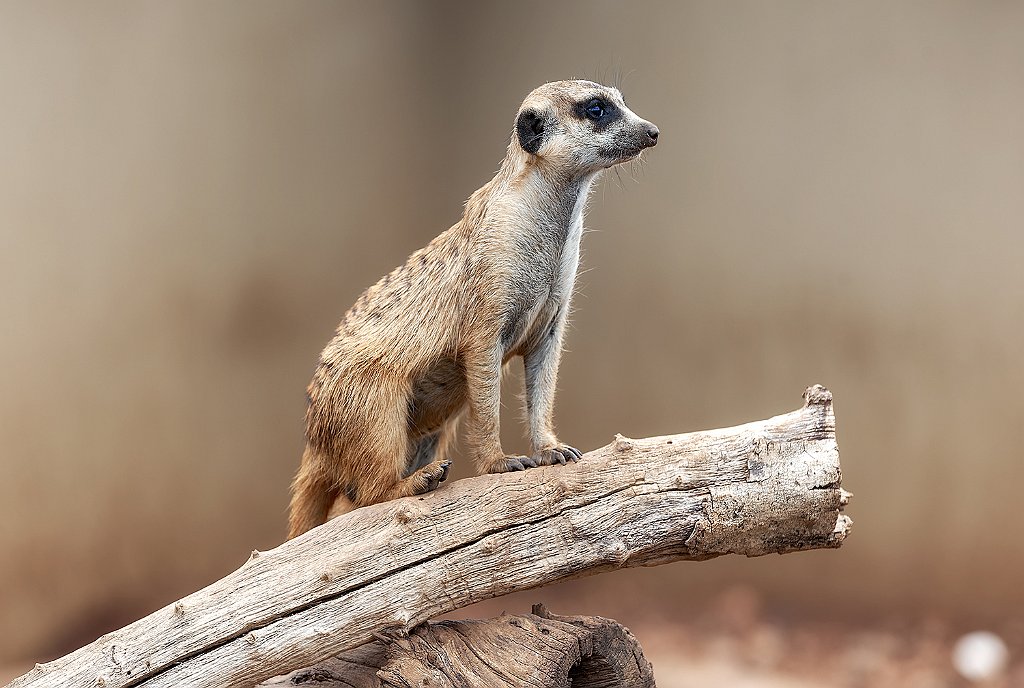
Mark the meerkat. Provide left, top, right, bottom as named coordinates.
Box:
left=288, top=80, right=659, bottom=538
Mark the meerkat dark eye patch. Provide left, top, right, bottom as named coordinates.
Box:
left=573, top=97, right=619, bottom=131
left=516, top=109, right=546, bottom=154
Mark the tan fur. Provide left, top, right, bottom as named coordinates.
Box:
left=288, top=80, right=658, bottom=539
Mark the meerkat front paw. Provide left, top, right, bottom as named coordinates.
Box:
left=486, top=455, right=539, bottom=473
left=532, top=444, right=583, bottom=466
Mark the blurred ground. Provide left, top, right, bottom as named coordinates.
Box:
left=4, top=586, right=1020, bottom=686
left=2, top=0, right=1023, bottom=676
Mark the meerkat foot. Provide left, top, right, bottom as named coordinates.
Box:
left=486, top=455, right=539, bottom=473
left=412, top=459, right=451, bottom=494
left=532, top=444, right=583, bottom=466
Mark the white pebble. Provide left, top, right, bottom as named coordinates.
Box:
left=952, top=631, right=1009, bottom=682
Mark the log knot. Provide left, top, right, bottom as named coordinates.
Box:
left=802, top=384, right=832, bottom=407
left=612, top=434, right=635, bottom=452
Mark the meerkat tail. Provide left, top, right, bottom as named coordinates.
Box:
left=287, top=446, right=340, bottom=539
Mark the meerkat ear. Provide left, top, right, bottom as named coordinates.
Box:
left=516, top=109, right=546, bottom=155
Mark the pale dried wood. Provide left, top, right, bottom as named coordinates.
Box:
left=258, top=604, right=656, bottom=688
left=9, top=385, right=850, bottom=688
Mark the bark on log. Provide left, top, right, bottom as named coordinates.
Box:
left=257, top=604, right=656, bottom=688
left=9, top=385, right=850, bottom=688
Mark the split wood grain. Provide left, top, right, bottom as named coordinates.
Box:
left=258, top=604, right=656, bottom=688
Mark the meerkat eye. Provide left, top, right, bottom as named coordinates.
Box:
left=584, top=98, right=605, bottom=120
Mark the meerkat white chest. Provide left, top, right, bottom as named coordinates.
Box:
left=551, top=176, right=594, bottom=302
left=498, top=174, right=596, bottom=355
left=553, top=202, right=584, bottom=301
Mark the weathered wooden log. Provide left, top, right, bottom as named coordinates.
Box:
left=9, top=385, right=850, bottom=688
left=258, top=604, right=656, bottom=688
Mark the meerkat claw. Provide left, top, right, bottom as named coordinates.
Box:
left=520, top=456, right=538, bottom=468
left=491, top=455, right=538, bottom=472
left=533, top=445, right=583, bottom=466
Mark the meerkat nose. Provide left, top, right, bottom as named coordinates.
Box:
left=645, top=125, right=660, bottom=146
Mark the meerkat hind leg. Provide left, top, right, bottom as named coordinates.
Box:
left=405, top=430, right=443, bottom=476
left=384, top=459, right=451, bottom=499
left=326, top=452, right=450, bottom=519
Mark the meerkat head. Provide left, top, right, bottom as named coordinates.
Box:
left=513, top=80, right=659, bottom=174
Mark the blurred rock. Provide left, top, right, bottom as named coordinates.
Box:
left=952, top=631, right=1010, bottom=682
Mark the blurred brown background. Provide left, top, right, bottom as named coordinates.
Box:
left=2, top=0, right=1023, bottom=683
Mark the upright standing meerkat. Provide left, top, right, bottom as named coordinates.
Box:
left=288, top=80, right=658, bottom=538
